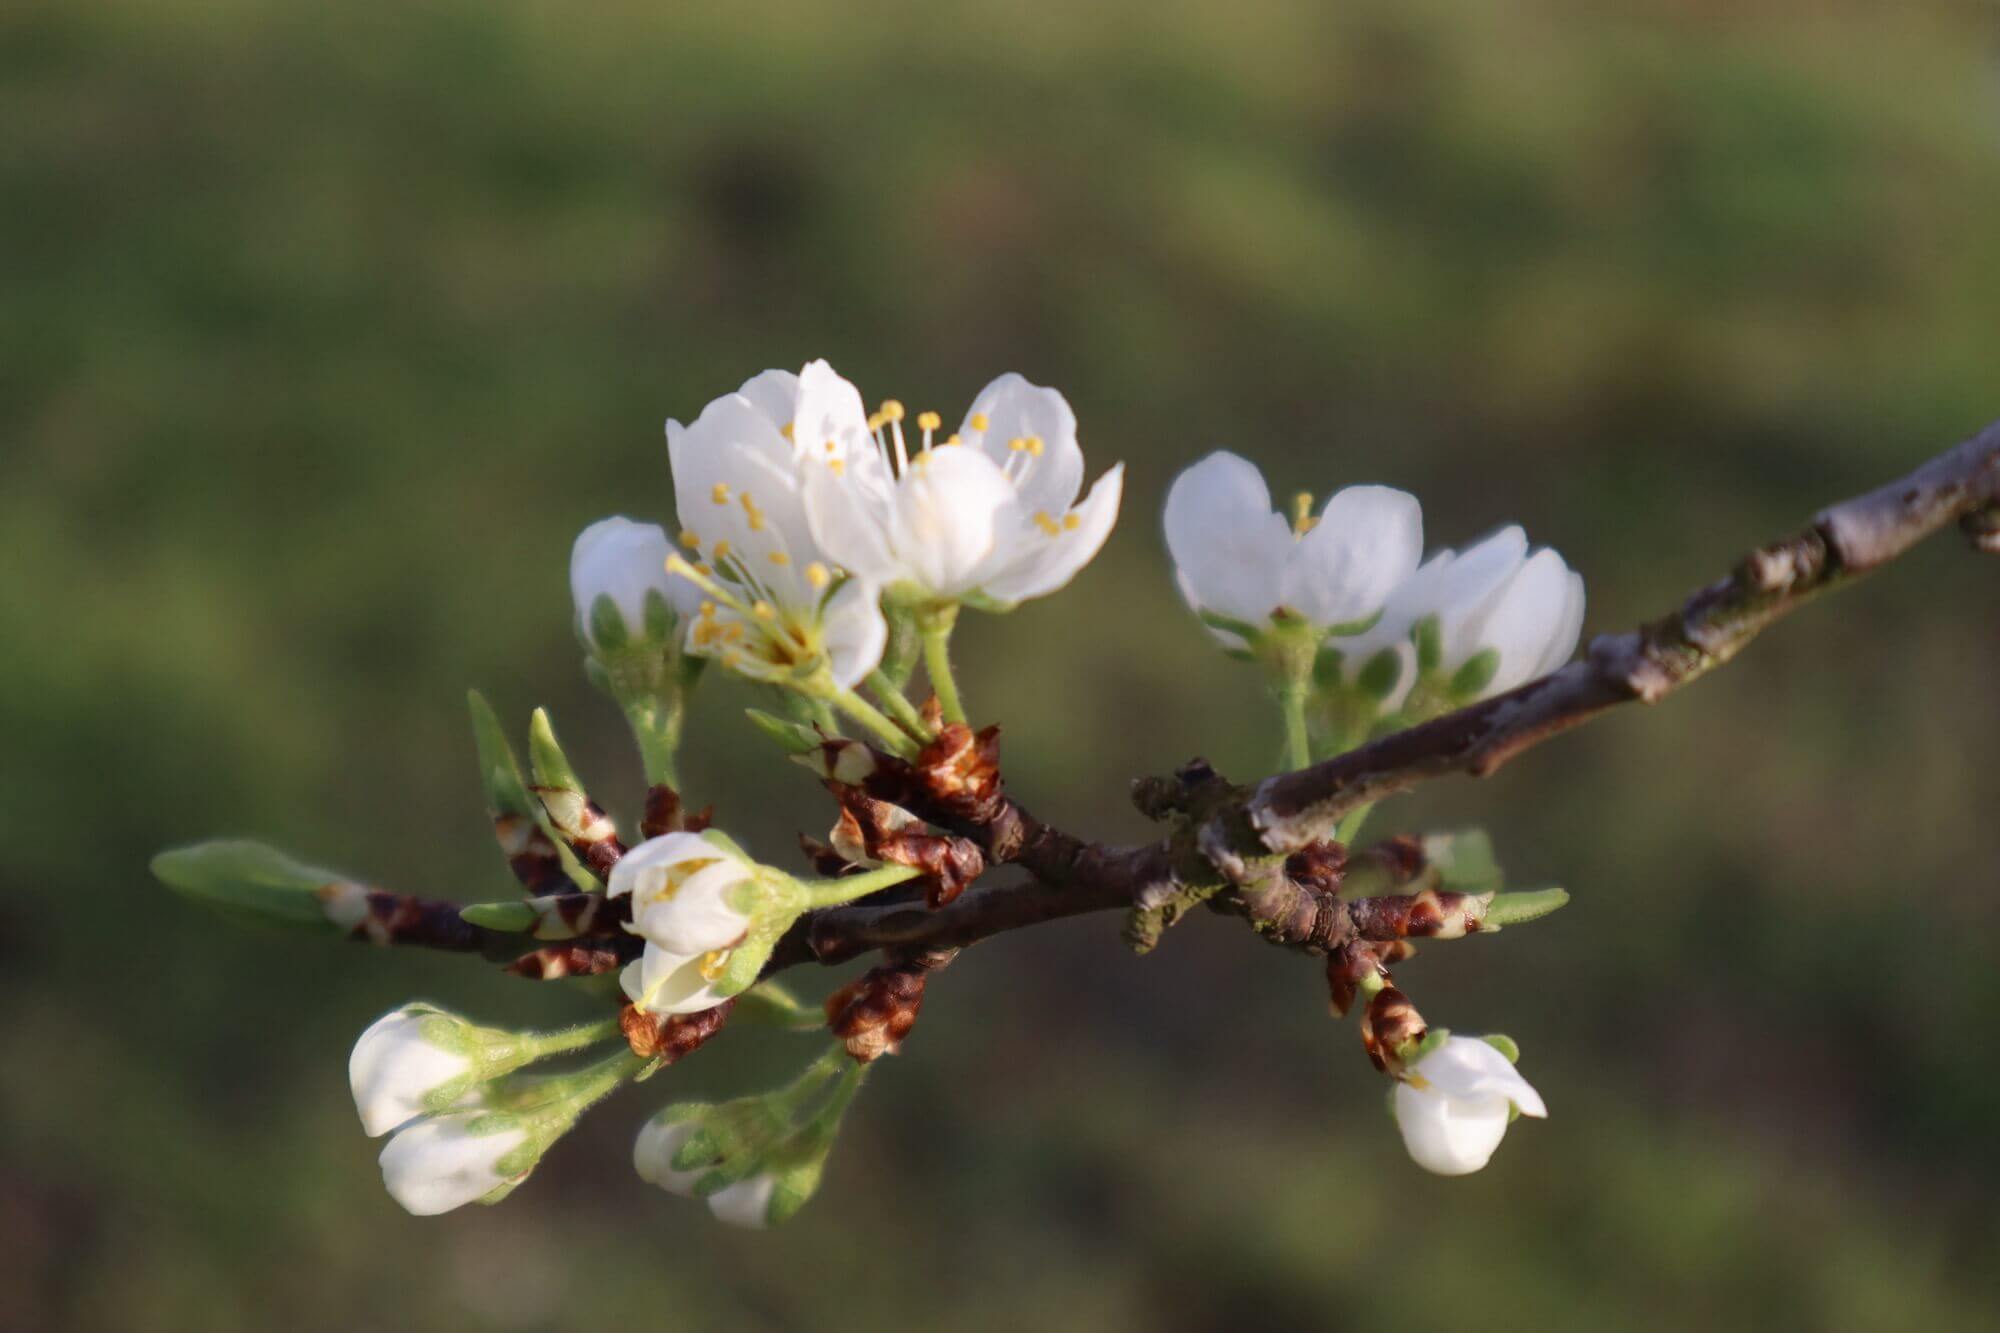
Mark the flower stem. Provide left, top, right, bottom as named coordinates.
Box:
left=1335, top=801, right=1374, bottom=846
left=918, top=603, right=967, bottom=725
left=1277, top=678, right=1312, bottom=772
left=867, top=669, right=935, bottom=742
left=799, top=862, right=923, bottom=909
left=525, top=1014, right=626, bottom=1060
left=834, top=689, right=922, bottom=759
left=621, top=694, right=682, bottom=789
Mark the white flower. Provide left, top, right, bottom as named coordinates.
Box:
left=1392, top=1036, right=1547, bottom=1176
left=348, top=1006, right=474, bottom=1138
left=378, top=1111, right=528, bottom=1215
left=801, top=370, right=1125, bottom=606
left=1163, top=451, right=1423, bottom=647
left=609, top=832, right=766, bottom=1017
left=633, top=1118, right=707, bottom=1195
left=666, top=363, right=887, bottom=688
left=1348, top=526, right=1585, bottom=706
left=570, top=517, right=702, bottom=651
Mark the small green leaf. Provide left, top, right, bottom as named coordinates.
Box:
left=459, top=901, right=538, bottom=932
left=150, top=840, right=346, bottom=932
left=1484, top=887, right=1569, bottom=928
left=744, top=707, right=822, bottom=755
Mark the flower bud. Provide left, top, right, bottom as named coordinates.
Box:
left=570, top=517, right=699, bottom=655
left=1391, top=1034, right=1547, bottom=1176
left=609, top=831, right=802, bottom=1016
left=378, top=1111, right=532, bottom=1216
left=349, top=1005, right=481, bottom=1136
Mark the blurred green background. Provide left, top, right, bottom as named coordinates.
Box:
left=6, top=0, right=2000, bottom=1328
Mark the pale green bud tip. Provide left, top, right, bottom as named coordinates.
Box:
left=459, top=901, right=537, bottom=932
left=526, top=709, right=580, bottom=790
left=151, top=840, right=349, bottom=932
left=466, top=690, right=536, bottom=816
left=745, top=707, right=823, bottom=755
left=1483, top=887, right=1569, bottom=928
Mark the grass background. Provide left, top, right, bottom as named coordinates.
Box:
left=5, top=0, right=2000, bottom=1327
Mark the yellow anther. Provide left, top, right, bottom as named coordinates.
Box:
left=805, top=562, right=831, bottom=589
left=968, top=412, right=990, bottom=432
left=1292, top=491, right=1317, bottom=535
left=711, top=539, right=732, bottom=562
left=768, top=550, right=791, bottom=567
left=824, top=439, right=838, bottom=454
left=867, top=411, right=887, bottom=431
left=695, top=562, right=713, bottom=577
left=699, top=600, right=716, bottom=618
left=943, top=433, right=962, bottom=447
left=1008, top=436, right=1030, bottom=453
left=917, top=410, right=942, bottom=432
left=780, top=422, right=795, bottom=440
left=740, top=491, right=766, bottom=532
left=698, top=950, right=728, bottom=981
left=879, top=399, right=906, bottom=422
left=1063, top=513, right=1081, bottom=531
left=678, top=529, right=702, bottom=549
left=722, top=622, right=744, bottom=642
left=1025, top=435, right=1045, bottom=456
left=1032, top=510, right=1061, bottom=537
left=711, top=483, right=730, bottom=505
left=752, top=600, right=776, bottom=620
left=828, top=458, right=845, bottom=475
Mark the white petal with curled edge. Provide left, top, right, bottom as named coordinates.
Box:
left=818, top=577, right=889, bottom=690
left=633, top=1119, right=706, bottom=1195
left=792, top=360, right=872, bottom=462
left=978, top=464, right=1125, bottom=605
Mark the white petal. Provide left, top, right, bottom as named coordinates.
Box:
left=379, top=1115, right=526, bottom=1216
left=633, top=1119, right=706, bottom=1195
left=977, top=464, right=1124, bottom=605
left=792, top=360, right=872, bottom=462
left=1393, top=1082, right=1513, bottom=1176
left=819, top=577, right=888, bottom=690
left=803, top=453, right=902, bottom=584
left=735, top=368, right=801, bottom=437
left=633, top=860, right=752, bottom=955
left=1469, top=549, right=1578, bottom=696
left=621, top=946, right=728, bottom=1016
left=1282, top=485, right=1424, bottom=629
left=889, top=446, right=1018, bottom=596
left=605, top=832, right=723, bottom=899
left=706, top=1173, right=778, bottom=1228
left=1414, top=1036, right=1548, bottom=1118
left=960, top=373, right=1083, bottom=519
left=1162, top=451, right=1295, bottom=628
left=668, top=394, right=823, bottom=606
left=1533, top=570, right=1586, bottom=679
left=570, top=518, right=695, bottom=642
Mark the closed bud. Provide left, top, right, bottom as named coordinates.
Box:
left=571, top=518, right=701, bottom=657
left=1391, top=1034, right=1547, bottom=1176
left=378, top=1110, right=533, bottom=1216
left=609, top=830, right=805, bottom=1017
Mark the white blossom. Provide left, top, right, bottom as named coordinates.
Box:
left=1163, top=451, right=1423, bottom=646
left=378, top=1111, right=528, bottom=1216
left=801, top=370, right=1124, bottom=606
left=632, top=1118, right=707, bottom=1195
left=666, top=363, right=887, bottom=688
left=570, top=517, right=702, bottom=651
left=348, top=1005, right=474, bottom=1138
left=609, top=831, right=763, bottom=1017
left=1392, top=1036, right=1547, bottom=1176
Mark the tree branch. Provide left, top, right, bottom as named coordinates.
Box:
left=775, top=417, right=2000, bottom=971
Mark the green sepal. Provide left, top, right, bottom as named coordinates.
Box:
left=731, top=980, right=828, bottom=1031
left=1356, top=646, right=1405, bottom=700
left=1198, top=609, right=1266, bottom=644
left=588, top=593, right=631, bottom=655
left=1448, top=648, right=1500, bottom=700
left=1406, top=1026, right=1451, bottom=1067
left=150, top=840, right=348, bottom=932
left=744, top=707, right=823, bottom=755
left=1480, top=1033, right=1521, bottom=1063
left=641, top=587, right=679, bottom=643
left=1413, top=615, right=1443, bottom=672
left=1319, top=608, right=1384, bottom=637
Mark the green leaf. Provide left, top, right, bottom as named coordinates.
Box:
left=459, top=901, right=538, bottom=932
left=150, top=840, right=346, bottom=932
left=744, top=707, right=823, bottom=755
left=467, top=690, right=538, bottom=819
left=1421, top=829, right=1504, bottom=895
left=1484, top=887, right=1570, bottom=928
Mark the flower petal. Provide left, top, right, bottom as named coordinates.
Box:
left=889, top=445, right=1019, bottom=597
left=1393, top=1082, right=1513, bottom=1175
left=734, top=368, right=802, bottom=437
left=706, top=1173, right=778, bottom=1228
left=792, top=360, right=872, bottom=463
left=1163, top=451, right=1295, bottom=629
left=1283, top=484, right=1424, bottom=629
left=978, top=464, right=1125, bottom=605
left=379, top=1115, right=527, bottom=1216
left=959, top=373, right=1083, bottom=519
left=819, top=577, right=888, bottom=690
left=633, top=1119, right=706, bottom=1195
left=1468, top=548, right=1579, bottom=696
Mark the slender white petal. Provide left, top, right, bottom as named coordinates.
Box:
left=1469, top=548, right=1579, bottom=695
left=977, top=463, right=1125, bottom=604
left=706, top=1173, right=778, bottom=1228
left=349, top=1008, right=473, bottom=1138
left=791, top=360, right=873, bottom=464
left=888, top=446, right=1017, bottom=596
left=379, top=1115, right=526, bottom=1216
left=633, top=1119, right=706, bottom=1195
left=1283, top=485, right=1424, bottom=628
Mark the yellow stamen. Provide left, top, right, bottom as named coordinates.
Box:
left=805, top=562, right=831, bottom=589
left=1063, top=513, right=1081, bottom=531
left=780, top=422, right=795, bottom=440
left=1008, top=436, right=1031, bottom=453
left=1025, top=435, right=1045, bottom=456
left=916, top=410, right=941, bottom=432
left=711, top=539, right=732, bottom=561
left=943, top=433, right=962, bottom=447
left=752, top=601, right=776, bottom=620
left=699, top=600, right=717, bottom=619
left=1292, top=491, right=1317, bottom=536
left=711, top=483, right=730, bottom=505
left=824, top=439, right=838, bottom=454
left=878, top=399, right=905, bottom=423
left=768, top=550, right=790, bottom=567
left=867, top=411, right=887, bottom=432
left=678, top=529, right=702, bottom=549
left=968, top=412, right=989, bottom=431
left=1032, top=511, right=1060, bottom=537
left=828, top=458, right=845, bottom=475
left=740, top=491, right=766, bottom=532
left=698, top=950, right=729, bottom=981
